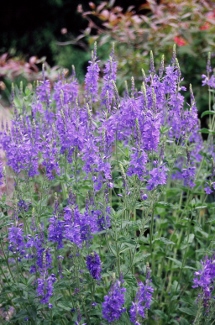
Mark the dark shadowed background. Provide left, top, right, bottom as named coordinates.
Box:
left=0, top=0, right=148, bottom=64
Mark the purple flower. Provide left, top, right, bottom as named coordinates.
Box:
left=64, top=222, right=82, bottom=247
left=141, top=111, right=161, bottom=152
left=48, top=216, right=64, bottom=249
left=130, top=271, right=154, bottom=324
left=193, top=255, right=215, bottom=307
left=8, top=225, right=25, bottom=255
left=36, top=80, right=51, bottom=102
left=181, top=166, right=196, bottom=188
left=172, top=156, right=197, bottom=188
left=204, top=186, right=213, bottom=195
left=141, top=194, right=148, bottom=200
left=127, top=148, right=147, bottom=180
left=53, top=77, right=78, bottom=107
left=102, top=279, right=126, bottom=323
left=26, top=232, right=52, bottom=273
left=202, top=74, right=215, bottom=88
left=97, top=206, right=111, bottom=231
left=64, top=206, right=99, bottom=247
left=41, top=141, right=60, bottom=180
left=85, top=48, right=100, bottom=102
left=163, top=65, right=178, bottom=94
left=101, top=53, right=117, bottom=108
left=37, top=273, right=56, bottom=304
left=147, top=165, right=168, bottom=191
left=86, top=252, right=101, bottom=280
left=18, top=200, right=30, bottom=212
left=1, top=123, right=39, bottom=177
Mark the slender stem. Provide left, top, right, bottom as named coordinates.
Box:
left=0, top=241, right=15, bottom=282
left=149, top=203, right=155, bottom=273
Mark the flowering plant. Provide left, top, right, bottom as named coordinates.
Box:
left=0, top=44, right=215, bottom=324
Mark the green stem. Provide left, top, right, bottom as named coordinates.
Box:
left=149, top=203, right=155, bottom=273
left=0, top=241, right=15, bottom=282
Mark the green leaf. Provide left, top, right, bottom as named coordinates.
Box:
left=166, top=257, right=182, bottom=267
left=27, top=275, right=36, bottom=285
left=172, top=280, right=180, bottom=292
left=119, top=242, right=138, bottom=254
left=170, top=295, right=179, bottom=301
left=11, top=309, right=29, bottom=321
left=155, top=201, right=173, bottom=208
left=194, top=226, right=209, bottom=238
left=184, top=233, right=194, bottom=244
left=108, top=245, right=117, bottom=257
left=178, top=306, right=196, bottom=316
left=183, top=265, right=195, bottom=270
left=153, top=237, right=175, bottom=245
left=179, top=317, right=191, bottom=325
left=201, top=110, right=215, bottom=118
left=199, top=128, right=215, bottom=135
left=132, top=253, right=150, bottom=266
left=57, top=303, right=72, bottom=312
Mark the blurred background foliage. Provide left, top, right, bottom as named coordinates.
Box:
left=0, top=0, right=148, bottom=83
left=0, top=0, right=215, bottom=117
left=76, top=0, right=215, bottom=114
left=0, top=0, right=92, bottom=97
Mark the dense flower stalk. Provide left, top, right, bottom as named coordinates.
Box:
left=85, top=47, right=100, bottom=102
left=8, top=224, right=25, bottom=256
left=101, top=52, right=117, bottom=108
left=37, top=273, right=56, bottom=305
left=86, top=252, right=101, bottom=280
left=102, top=279, right=126, bottom=323
left=147, top=164, right=168, bottom=191
left=193, top=255, right=215, bottom=306
left=48, top=216, right=64, bottom=249
left=130, top=270, right=154, bottom=324
left=36, top=79, right=51, bottom=102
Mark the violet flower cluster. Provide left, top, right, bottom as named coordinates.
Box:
left=130, top=270, right=154, bottom=324
left=202, top=53, right=215, bottom=89
left=7, top=203, right=109, bottom=305
left=193, top=255, right=215, bottom=308
left=8, top=223, right=55, bottom=305
left=0, top=47, right=204, bottom=192
left=102, top=278, right=126, bottom=323
left=86, top=252, right=101, bottom=280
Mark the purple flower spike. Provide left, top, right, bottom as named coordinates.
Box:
left=8, top=225, right=25, bottom=256
left=85, top=47, right=100, bottom=102
left=37, top=273, right=56, bottom=305
left=193, top=255, right=215, bottom=307
left=86, top=252, right=101, bottom=280
left=101, top=53, right=118, bottom=107
left=202, top=74, right=215, bottom=89
left=48, top=216, right=64, bottom=249
left=127, top=148, right=147, bottom=180
left=36, top=79, right=51, bottom=102
left=130, top=270, right=154, bottom=324
left=53, top=78, right=78, bottom=107
left=102, top=278, right=126, bottom=323
left=147, top=165, right=168, bottom=191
